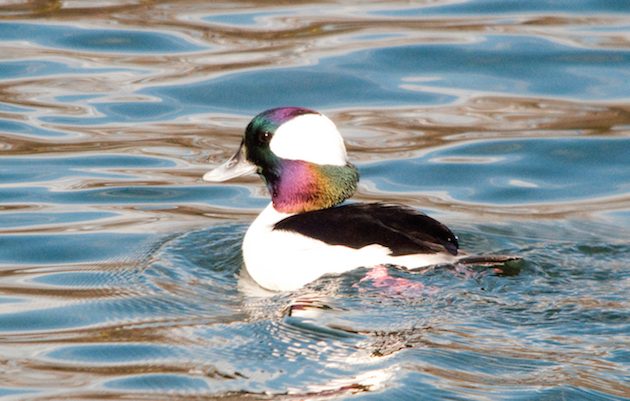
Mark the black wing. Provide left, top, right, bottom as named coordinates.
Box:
left=273, top=203, right=458, bottom=256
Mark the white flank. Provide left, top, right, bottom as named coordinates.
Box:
left=242, top=203, right=456, bottom=291
left=270, top=113, right=348, bottom=166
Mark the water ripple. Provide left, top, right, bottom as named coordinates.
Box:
left=0, top=1, right=629, bottom=399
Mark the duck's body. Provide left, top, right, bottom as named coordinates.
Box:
left=243, top=202, right=458, bottom=291
left=204, top=107, right=461, bottom=291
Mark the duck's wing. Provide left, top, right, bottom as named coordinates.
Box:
left=273, top=203, right=458, bottom=256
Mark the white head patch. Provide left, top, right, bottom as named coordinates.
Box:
left=269, top=113, right=348, bottom=166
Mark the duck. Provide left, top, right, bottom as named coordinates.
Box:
left=203, top=107, right=463, bottom=291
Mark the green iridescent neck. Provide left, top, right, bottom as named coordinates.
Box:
left=268, top=160, right=359, bottom=214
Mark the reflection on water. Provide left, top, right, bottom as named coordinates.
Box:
left=0, top=0, right=629, bottom=400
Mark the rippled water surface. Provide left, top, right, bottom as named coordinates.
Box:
left=1, top=1, right=629, bottom=400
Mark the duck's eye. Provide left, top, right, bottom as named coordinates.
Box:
left=257, top=130, right=273, bottom=145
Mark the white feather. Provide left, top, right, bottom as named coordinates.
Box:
left=242, top=203, right=456, bottom=291
left=269, top=113, right=347, bottom=166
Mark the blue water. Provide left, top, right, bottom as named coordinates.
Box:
left=0, top=1, right=629, bottom=400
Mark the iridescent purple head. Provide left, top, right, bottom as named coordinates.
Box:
left=242, top=107, right=319, bottom=169
left=204, top=107, right=359, bottom=213
left=255, top=107, right=317, bottom=127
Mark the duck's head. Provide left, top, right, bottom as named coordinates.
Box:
left=204, top=107, right=359, bottom=214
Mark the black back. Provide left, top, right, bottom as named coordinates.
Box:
left=273, top=203, right=458, bottom=256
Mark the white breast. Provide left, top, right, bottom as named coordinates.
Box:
left=242, top=203, right=456, bottom=291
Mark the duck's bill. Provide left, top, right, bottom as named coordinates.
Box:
left=203, top=143, right=257, bottom=182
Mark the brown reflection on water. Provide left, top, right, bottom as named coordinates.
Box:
left=0, top=2, right=628, bottom=400
left=335, top=99, right=630, bottom=159
left=368, top=324, right=630, bottom=399
left=1, top=0, right=629, bottom=91
left=1, top=94, right=629, bottom=225
left=2, top=0, right=629, bottom=182
left=4, top=97, right=629, bottom=158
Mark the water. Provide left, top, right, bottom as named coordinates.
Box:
left=0, top=1, right=629, bottom=399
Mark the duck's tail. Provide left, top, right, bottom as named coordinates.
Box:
left=455, top=254, right=523, bottom=276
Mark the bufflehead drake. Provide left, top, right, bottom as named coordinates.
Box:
left=204, top=107, right=461, bottom=291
